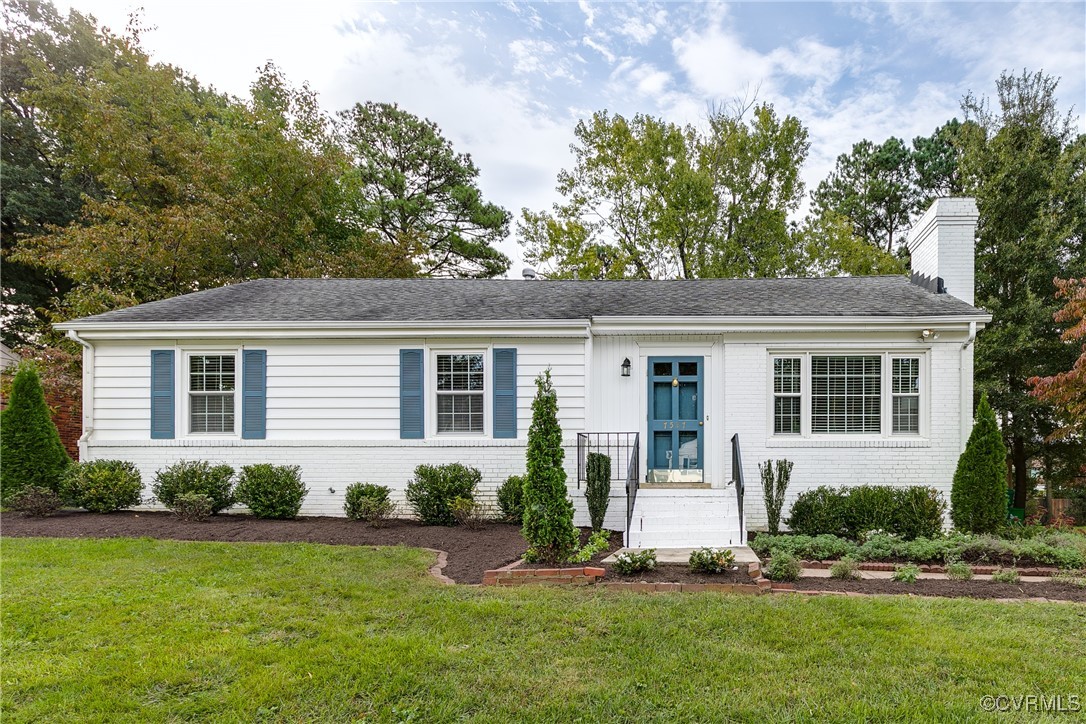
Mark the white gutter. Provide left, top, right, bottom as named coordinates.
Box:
left=959, top=321, right=978, bottom=451
left=66, top=329, right=94, bottom=459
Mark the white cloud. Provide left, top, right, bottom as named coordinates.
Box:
left=578, top=0, right=595, bottom=28
left=617, top=16, right=657, bottom=45
left=582, top=34, right=616, bottom=64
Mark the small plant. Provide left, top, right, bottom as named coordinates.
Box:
left=764, top=552, right=801, bottom=582
left=760, top=458, right=793, bottom=535
left=152, top=460, right=235, bottom=513
left=569, top=529, right=612, bottom=563
left=496, top=475, right=525, bottom=523
left=688, top=547, right=737, bottom=574
left=945, top=561, right=974, bottom=581
left=829, top=557, right=861, bottom=580
left=991, top=567, right=1021, bottom=584
left=611, top=549, right=657, bottom=575
left=63, top=460, right=142, bottom=513
left=1051, top=570, right=1086, bottom=588
left=450, top=496, right=487, bottom=529
left=234, top=464, right=307, bottom=519
left=9, top=485, right=62, bottom=517
left=405, top=463, right=480, bottom=526
left=0, top=361, right=71, bottom=503
left=344, top=483, right=395, bottom=526
left=585, top=452, right=611, bottom=532
left=171, top=492, right=213, bottom=522
left=891, top=564, right=921, bottom=583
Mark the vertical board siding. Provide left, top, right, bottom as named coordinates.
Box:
left=149, top=350, right=175, bottom=439
left=241, top=350, right=267, bottom=439
left=492, top=348, right=517, bottom=438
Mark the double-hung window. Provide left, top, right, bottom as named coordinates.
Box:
left=436, top=353, right=484, bottom=433
left=773, top=357, right=802, bottom=434
left=189, top=354, right=236, bottom=434
left=891, top=358, right=921, bottom=434
left=811, top=355, right=882, bottom=434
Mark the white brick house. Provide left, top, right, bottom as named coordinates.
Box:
left=58, top=198, right=989, bottom=547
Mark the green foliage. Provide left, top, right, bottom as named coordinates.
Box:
left=151, top=460, right=235, bottom=514
left=688, top=547, right=736, bottom=574
left=0, top=362, right=70, bottom=502
left=234, top=464, right=307, bottom=519
left=786, top=486, right=848, bottom=536
left=405, top=463, right=480, bottom=526
left=341, top=101, right=510, bottom=278
left=787, top=485, right=946, bottom=540
left=9, top=485, right=62, bottom=517
left=496, top=475, right=525, bottom=523
left=829, top=557, right=861, bottom=581
left=752, top=534, right=859, bottom=561
left=170, top=493, right=213, bottom=523
left=585, top=452, right=611, bottom=532
left=764, top=553, right=801, bottom=582
left=990, top=568, right=1021, bottom=584
left=569, top=530, right=612, bottom=564
left=449, top=497, right=487, bottom=529
left=759, top=458, right=793, bottom=535
left=63, top=460, right=142, bottom=513
left=891, top=564, right=920, bottom=583
left=945, top=561, right=974, bottom=581
left=521, top=370, right=578, bottom=564
left=951, top=394, right=1009, bottom=533
left=611, top=549, right=657, bottom=575
left=343, top=483, right=395, bottom=525
left=895, top=486, right=949, bottom=540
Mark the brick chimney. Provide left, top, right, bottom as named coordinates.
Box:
left=906, top=197, right=978, bottom=306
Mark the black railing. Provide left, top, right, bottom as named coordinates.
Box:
left=576, top=432, right=639, bottom=544
left=731, top=433, right=746, bottom=542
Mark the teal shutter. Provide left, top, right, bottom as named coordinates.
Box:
left=400, top=349, right=424, bottom=439
left=242, top=350, right=267, bottom=439
left=150, top=350, right=175, bottom=439
left=493, top=348, right=517, bottom=439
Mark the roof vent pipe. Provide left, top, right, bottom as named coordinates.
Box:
left=522, top=267, right=537, bottom=280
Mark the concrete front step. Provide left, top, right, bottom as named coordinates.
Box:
left=628, top=532, right=745, bottom=548
left=628, top=486, right=742, bottom=547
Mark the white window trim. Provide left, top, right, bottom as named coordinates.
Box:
left=427, top=346, right=491, bottom=439
left=766, top=350, right=929, bottom=441
left=180, top=348, right=241, bottom=439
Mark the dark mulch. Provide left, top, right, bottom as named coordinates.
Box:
left=793, top=577, right=1086, bottom=602
left=604, top=564, right=751, bottom=585
left=1, top=510, right=527, bottom=584
left=517, top=528, right=625, bottom=568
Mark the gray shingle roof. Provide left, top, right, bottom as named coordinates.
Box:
left=65, top=276, right=987, bottom=325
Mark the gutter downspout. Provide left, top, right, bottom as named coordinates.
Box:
left=66, top=329, right=94, bottom=460
left=960, top=321, right=977, bottom=452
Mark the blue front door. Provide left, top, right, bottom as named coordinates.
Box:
left=647, top=356, right=704, bottom=482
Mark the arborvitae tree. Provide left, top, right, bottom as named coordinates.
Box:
left=1, top=362, right=71, bottom=502
left=521, top=369, right=578, bottom=563
left=950, top=393, right=1008, bottom=533
left=585, top=452, right=611, bottom=532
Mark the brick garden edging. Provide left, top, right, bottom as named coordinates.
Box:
left=483, top=566, right=606, bottom=586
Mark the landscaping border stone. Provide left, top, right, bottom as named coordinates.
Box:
left=482, top=566, right=606, bottom=586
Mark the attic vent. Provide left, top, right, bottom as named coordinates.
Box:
left=522, top=267, right=538, bottom=280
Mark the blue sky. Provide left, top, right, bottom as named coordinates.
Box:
left=64, top=1, right=1086, bottom=272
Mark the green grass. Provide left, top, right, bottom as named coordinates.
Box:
left=3, top=538, right=1085, bottom=722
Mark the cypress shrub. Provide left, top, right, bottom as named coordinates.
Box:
left=0, top=362, right=70, bottom=503
left=951, top=393, right=1009, bottom=533
left=585, top=452, right=611, bottom=532
left=521, top=369, right=578, bottom=564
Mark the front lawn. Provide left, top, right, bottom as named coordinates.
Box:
left=4, top=538, right=1085, bottom=722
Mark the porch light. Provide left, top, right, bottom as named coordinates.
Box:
left=621, top=358, right=631, bottom=377
left=919, top=329, right=939, bottom=342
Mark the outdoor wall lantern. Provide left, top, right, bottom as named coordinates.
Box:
left=621, top=358, right=631, bottom=377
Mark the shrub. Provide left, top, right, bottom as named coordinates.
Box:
left=951, top=393, right=1009, bottom=533
left=497, top=475, right=525, bottom=523
left=991, top=567, right=1020, bottom=584
left=235, top=464, right=307, bottom=519
left=894, top=486, right=948, bottom=539
left=945, top=561, right=974, bottom=580
left=688, top=547, right=736, bottom=574
left=750, top=533, right=859, bottom=561
left=585, top=452, right=611, bottom=532
left=611, top=549, right=656, bottom=575
left=787, top=486, right=847, bottom=536
left=521, top=370, right=578, bottom=564
left=787, top=485, right=946, bottom=540
left=9, top=485, right=61, bottom=517
left=63, top=460, right=142, bottom=513
left=842, top=485, right=899, bottom=538
left=344, top=483, right=395, bottom=525
left=891, top=564, right=920, bottom=583
left=570, top=530, right=611, bottom=563
left=171, top=492, right=213, bottom=522
left=764, top=552, right=801, bottom=582
left=450, top=496, right=487, bottom=529
left=760, top=458, right=793, bottom=535
left=405, top=463, right=480, bottom=526
left=0, top=362, right=70, bottom=503
left=829, top=557, right=860, bottom=580
left=152, top=460, right=235, bottom=514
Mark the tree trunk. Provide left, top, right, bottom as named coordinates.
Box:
left=1012, top=435, right=1028, bottom=509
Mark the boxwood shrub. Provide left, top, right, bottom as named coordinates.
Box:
left=63, top=460, right=142, bottom=513
left=786, top=484, right=946, bottom=540
left=497, top=475, right=525, bottom=523
left=152, top=460, right=235, bottom=514
left=235, top=464, right=308, bottom=519
left=406, top=463, right=480, bottom=526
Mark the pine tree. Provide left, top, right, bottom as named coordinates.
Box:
left=521, top=369, right=578, bottom=563
left=950, top=393, right=1008, bottom=533
left=1, top=362, right=71, bottom=502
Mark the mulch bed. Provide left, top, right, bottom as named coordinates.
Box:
left=1, top=511, right=527, bottom=584
left=516, top=529, right=626, bottom=568
left=604, top=564, right=751, bottom=585
left=792, top=577, right=1086, bottom=602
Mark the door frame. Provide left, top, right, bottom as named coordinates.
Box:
left=646, top=355, right=705, bottom=481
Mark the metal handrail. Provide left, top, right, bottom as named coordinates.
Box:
left=575, top=432, right=639, bottom=547
left=731, top=433, right=745, bottom=542
left=626, top=433, right=639, bottom=547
